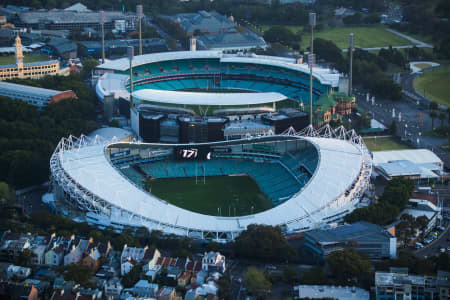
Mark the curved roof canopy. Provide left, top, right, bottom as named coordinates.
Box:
left=133, top=89, right=287, bottom=106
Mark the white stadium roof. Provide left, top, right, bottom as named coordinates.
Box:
left=133, top=89, right=287, bottom=106
left=52, top=131, right=371, bottom=235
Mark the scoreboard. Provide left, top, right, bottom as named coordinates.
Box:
left=174, top=146, right=211, bottom=160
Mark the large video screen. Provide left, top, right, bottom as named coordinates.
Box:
left=174, top=146, right=211, bottom=160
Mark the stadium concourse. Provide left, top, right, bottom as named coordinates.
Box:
left=47, top=125, right=372, bottom=241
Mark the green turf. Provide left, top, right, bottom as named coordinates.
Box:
left=0, top=55, right=51, bottom=65
left=364, top=136, right=412, bottom=151
left=260, top=25, right=412, bottom=50
left=147, top=175, right=273, bottom=216
left=413, top=66, right=450, bottom=107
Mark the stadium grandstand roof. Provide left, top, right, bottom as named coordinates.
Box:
left=133, top=89, right=287, bottom=106
left=88, top=127, right=133, bottom=141
left=96, top=51, right=340, bottom=87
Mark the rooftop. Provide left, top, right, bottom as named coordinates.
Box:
left=0, top=81, right=64, bottom=98
left=168, top=11, right=235, bottom=34
left=294, top=285, right=369, bottom=300
left=306, top=221, right=394, bottom=245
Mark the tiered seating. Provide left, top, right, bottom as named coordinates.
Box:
left=120, top=167, right=144, bottom=188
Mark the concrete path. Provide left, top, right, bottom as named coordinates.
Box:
left=409, top=61, right=440, bottom=73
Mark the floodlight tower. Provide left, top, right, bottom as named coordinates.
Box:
left=348, top=33, right=354, bottom=97
left=128, top=46, right=134, bottom=108
left=308, top=12, right=316, bottom=126
left=100, top=10, right=105, bottom=63
left=137, top=4, right=143, bottom=56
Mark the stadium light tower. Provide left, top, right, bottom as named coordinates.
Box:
left=128, top=46, right=134, bottom=108
left=100, top=10, right=105, bottom=63
left=308, top=12, right=316, bottom=126
left=137, top=4, right=143, bottom=56
left=348, top=33, right=354, bottom=97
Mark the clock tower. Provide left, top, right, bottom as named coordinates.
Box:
left=15, top=34, right=24, bottom=78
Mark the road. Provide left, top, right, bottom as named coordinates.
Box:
left=415, top=222, right=450, bottom=258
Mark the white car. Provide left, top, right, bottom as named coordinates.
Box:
left=440, top=248, right=445, bottom=253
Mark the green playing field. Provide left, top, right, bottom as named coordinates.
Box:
left=146, top=175, right=273, bottom=216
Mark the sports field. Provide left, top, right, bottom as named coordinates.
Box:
left=363, top=136, right=412, bottom=151
left=261, top=25, right=411, bottom=50
left=0, top=55, right=51, bottom=65
left=147, top=175, right=273, bottom=216
left=413, top=66, right=450, bottom=107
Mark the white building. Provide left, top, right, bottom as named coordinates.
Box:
left=202, top=252, right=226, bottom=273
left=104, top=277, right=123, bottom=298
left=372, top=149, right=443, bottom=181
left=7, top=265, right=32, bottom=279
left=120, top=244, right=148, bottom=276
left=401, top=199, right=441, bottom=235
left=294, top=285, right=369, bottom=300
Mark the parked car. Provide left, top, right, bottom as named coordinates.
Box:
left=415, top=242, right=424, bottom=249
left=440, top=248, right=446, bottom=253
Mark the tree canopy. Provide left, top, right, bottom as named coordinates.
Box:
left=233, top=224, right=297, bottom=261
left=244, top=267, right=272, bottom=297
left=344, top=178, right=414, bottom=225
left=0, top=75, right=97, bottom=188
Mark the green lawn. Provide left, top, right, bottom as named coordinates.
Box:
left=0, top=55, right=51, bottom=65
left=363, top=136, right=412, bottom=151
left=414, top=63, right=432, bottom=70
left=413, top=66, right=450, bottom=107
left=260, top=25, right=412, bottom=50
left=147, top=175, right=273, bottom=216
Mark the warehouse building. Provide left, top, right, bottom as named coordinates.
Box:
left=304, top=221, right=397, bottom=259
left=0, top=81, right=77, bottom=109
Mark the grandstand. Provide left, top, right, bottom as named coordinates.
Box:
left=49, top=125, right=372, bottom=241
left=96, top=51, right=340, bottom=107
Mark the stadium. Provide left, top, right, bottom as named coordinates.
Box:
left=95, top=51, right=345, bottom=142
left=49, top=125, right=372, bottom=241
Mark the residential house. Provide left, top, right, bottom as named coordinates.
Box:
left=64, top=239, right=90, bottom=265
left=0, top=232, right=32, bottom=259
left=104, top=277, right=123, bottom=298
left=121, top=245, right=149, bottom=276
left=7, top=265, right=31, bottom=279
left=156, top=286, right=179, bottom=300
left=29, top=235, right=52, bottom=265
left=45, top=235, right=75, bottom=267
left=81, top=241, right=112, bottom=271
left=132, top=279, right=159, bottom=298
left=202, top=252, right=226, bottom=273
left=178, top=271, right=191, bottom=287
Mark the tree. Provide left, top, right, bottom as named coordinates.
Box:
left=207, top=241, right=222, bottom=252
left=82, top=59, right=99, bottom=79
left=300, top=266, right=328, bottom=285
left=0, top=181, right=14, bottom=206
left=263, top=26, right=298, bottom=48
left=439, top=111, right=446, bottom=127
left=244, top=267, right=271, bottom=297
left=122, top=263, right=143, bottom=288
left=326, top=249, right=372, bottom=285
left=389, top=120, right=398, bottom=136
left=430, top=111, right=437, bottom=130
left=218, top=276, right=232, bottom=300
left=60, top=263, right=95, bottom=287
left=415, top=216, right=429, bottom=238
left=233, top=224, right=296, bottom=261
left=282, top=265, right=298, bottom=283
